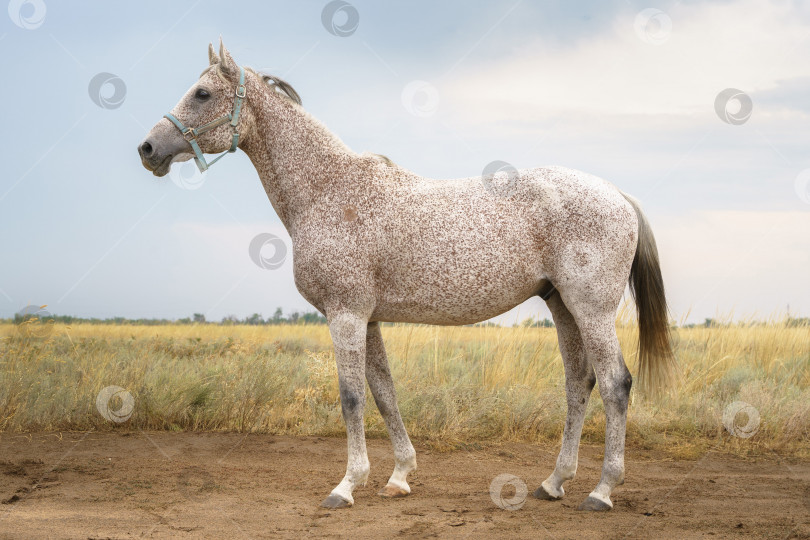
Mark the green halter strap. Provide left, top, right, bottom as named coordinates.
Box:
left=164, top=66, right=246, bottom=172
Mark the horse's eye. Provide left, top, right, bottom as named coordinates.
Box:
left=195, top=88, right=210, bottom=101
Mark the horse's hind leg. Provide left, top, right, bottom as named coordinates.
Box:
left=365, top=322, right=417, bottom=497
left=534, top=290, right=595, bottom=501
left=563, top=292, right=632, bottom=512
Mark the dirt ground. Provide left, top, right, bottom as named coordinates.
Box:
left=0, top=433, right=807, bottom=539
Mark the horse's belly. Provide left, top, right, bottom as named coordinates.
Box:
left=370, top=260, right=545, bottom=325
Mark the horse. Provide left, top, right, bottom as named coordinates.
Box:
left=138, top=40, right=675, bottom=512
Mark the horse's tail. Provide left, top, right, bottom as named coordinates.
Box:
left=621, top=192, right=676, bottom=396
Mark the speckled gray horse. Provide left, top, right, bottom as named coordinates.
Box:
left=139, top=42, right=675, bottom=512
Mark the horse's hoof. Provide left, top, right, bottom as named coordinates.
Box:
left=577, top=496, right=612, bottom=512
left=320, top=494, right=352, bottom=509
left=533, top=485, right=562, bottom=501
left=378, top=483, right=409, bottom=498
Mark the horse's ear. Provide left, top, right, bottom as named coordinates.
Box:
left=208, top=42, right=219, bottom=66
left=218, top=38, right=239, bottom=80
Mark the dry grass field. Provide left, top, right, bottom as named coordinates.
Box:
left=1, top=317, right=809, bottom=538
left=1, top=317, right=807, bottom=458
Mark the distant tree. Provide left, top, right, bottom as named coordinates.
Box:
left=272, top=307, right=283, bottom=324
left=193, top=313, right=206, bottom=323
left=245, top=313, right=264, bottom=325
left=517, top=317, right=555, bottom=328
left=221, top=315, right=239, bottom=325
left=300, top=311, right=327, bottom=324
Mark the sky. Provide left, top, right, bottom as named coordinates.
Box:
left=0, top=0, right=808, bottom=325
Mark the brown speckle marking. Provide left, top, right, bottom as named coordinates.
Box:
left=343, top=205, right=358, bottom=222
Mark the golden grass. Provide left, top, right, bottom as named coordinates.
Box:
left=0, top=320, right=807, bottom=457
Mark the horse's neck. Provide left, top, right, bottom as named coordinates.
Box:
left=241, top=89, right=354, bottom=230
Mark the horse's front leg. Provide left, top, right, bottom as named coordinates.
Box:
left=365, top=322, right=417, bottom=498
left=321, top=311, right=371, bottom=509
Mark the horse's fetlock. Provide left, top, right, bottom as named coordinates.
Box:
left=397, top=450, right=417, bottom=473
left=555, top=458, right=577, bottom=481
left=602, top=460, right=625, bottom=485
left=348, top=461, right=371, bottom=485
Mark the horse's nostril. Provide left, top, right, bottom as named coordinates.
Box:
left=140, top=141, right=153, bottom=157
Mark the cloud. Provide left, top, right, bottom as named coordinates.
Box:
left=440, top=0, right=810, bottom=127
left=656, top=210, right=810, bottom=320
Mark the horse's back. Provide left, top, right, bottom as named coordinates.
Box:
left=362, top=166, right=636, bottom=324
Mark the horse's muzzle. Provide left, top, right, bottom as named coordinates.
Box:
left=138, top=139, right=173, bottom=177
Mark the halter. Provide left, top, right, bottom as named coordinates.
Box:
left=164, top=66, right=247, bottom=172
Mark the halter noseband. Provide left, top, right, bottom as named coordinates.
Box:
left=164, top=66, right=246, bottom=173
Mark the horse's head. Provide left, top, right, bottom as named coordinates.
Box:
left=138, top=40, right=253, bottom=177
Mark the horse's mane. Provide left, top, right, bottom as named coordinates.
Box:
left=201, top=63, right=396, bottom=161
left=198, top=65, right=302, bottom=106
left=255, top=71, right=302, bottom=106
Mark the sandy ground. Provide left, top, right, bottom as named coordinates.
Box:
left=0, top=432, right=807, bottom=539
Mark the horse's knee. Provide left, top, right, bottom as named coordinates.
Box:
left=372, top=393, right=391, bottom=417
left=340, top=385, right=363, bottom=418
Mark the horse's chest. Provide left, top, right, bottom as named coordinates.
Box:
left=290, top=226, right=373, bottom=311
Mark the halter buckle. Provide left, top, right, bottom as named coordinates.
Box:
left=235, top=84, right=246, bottom=99
left=183, top=129, right=197, bottom=142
